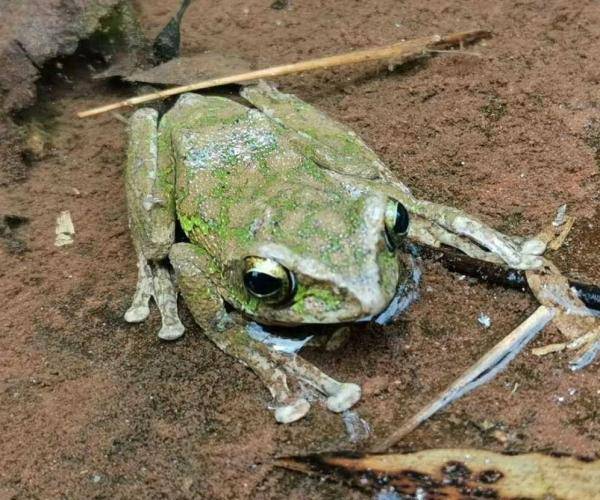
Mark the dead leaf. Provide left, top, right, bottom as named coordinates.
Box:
left=124, top=52, right=253, bottom=86
left=277, top=449, right=600, bottom=499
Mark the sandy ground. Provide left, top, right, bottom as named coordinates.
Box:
left=1, top=0, right=599, bottom=498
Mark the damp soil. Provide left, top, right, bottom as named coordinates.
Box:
left=1, top=1, right=599, bottom=498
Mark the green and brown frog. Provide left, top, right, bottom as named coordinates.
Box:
left=123, top=82, right=549, bottom=423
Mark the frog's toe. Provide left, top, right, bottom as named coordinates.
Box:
left=158, top=322, right=185, bottom=341
left=326, top=383, right=361, bottom=413
left=515, top=254, right=544, bottom=270
left=124, top=304, right=150, bottom=323
left=522, top=238, right=546, bottom=256
left=275, top=398, right=311, bottom=423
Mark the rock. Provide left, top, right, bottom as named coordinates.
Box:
left=22, top=123, right=48, bottom=162
left=0, top=0, right=144, bottom=185
left=0, top=214, right=30, bottom=254
left=0, top=0, right=140, bottom=114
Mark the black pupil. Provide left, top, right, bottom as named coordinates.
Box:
left=393, top=203, right=409, bottom=234
left=244, top=271, right=283, bottom=297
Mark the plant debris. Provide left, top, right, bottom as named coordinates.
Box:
left=124, top=52, right=253, bottom=86
left=54, top=211, right=75, bottom=247
left=371, top=306, right=555, bottom=452
left=276, top=449, right=600, bottom=499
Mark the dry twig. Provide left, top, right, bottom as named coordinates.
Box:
left=371, top=305, right=555, bottom=452
left=77, top=29, right=490, bottom=118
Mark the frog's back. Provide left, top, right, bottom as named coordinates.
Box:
left=161, top=93, right=373, bottom=266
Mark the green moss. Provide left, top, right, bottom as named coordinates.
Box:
left=481, top=96, right=508, bottom=121
left=82, top=1, right=146, bottom=56
left=291, top=284, right=342, bottom=315
left=377, top=248, right=398, bottom=297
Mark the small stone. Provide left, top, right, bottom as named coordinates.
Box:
left=492, top=429, right=508, bottom=444
left=478, top=313, right=491, bottom=329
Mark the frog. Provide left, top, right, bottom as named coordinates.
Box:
left=123, top=81, right=548, bottom=423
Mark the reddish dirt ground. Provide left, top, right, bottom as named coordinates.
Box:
left=1, top=0, right=599, bottom=498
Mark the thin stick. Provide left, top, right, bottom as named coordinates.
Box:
left=77, top=29, right=490, bottom=118
left=370, top=305, right=555, bottom=453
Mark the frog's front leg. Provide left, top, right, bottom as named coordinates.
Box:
left=124, top=108, right=184, bottom=340
left=170, top=243, right=361, bottom=422
left=391, top=189, right=547, bottom=270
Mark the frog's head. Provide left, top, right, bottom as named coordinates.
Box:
left=229, top=184, right=409, bottom=325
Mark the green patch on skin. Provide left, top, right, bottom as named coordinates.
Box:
left=193, top=245, right=209, bottom=257
left=231, top=286, right=259, bottom=315
left=189, top=285, right=214, bottom=303
left=377, top=248, right=399, bottom=297
left=242, top=296, right=260, bottom=314
left=291, top=283, right=342, bottom=315
left=172, top=97, right=247, bottom=131
left=189, top=109, right=244, bottom=129
left=299, top=158, right=326, bottom=181
left=179, top=213, right=213, bottom=237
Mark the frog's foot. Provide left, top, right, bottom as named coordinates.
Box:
left=270, top=352, right=361, bottom=413
left=125, top=250, right=185, bottom=340
left=399, top=195, right=545, bottom=270
left=275, top=398, right=311, bottom=424
left=205, top=327, right=312, bottom=423
left=213, top=323, right=360, bottom=419
left=152, top=264, right=185, bottom=340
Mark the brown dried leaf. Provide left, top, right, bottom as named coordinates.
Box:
left=124, top=52, right=253, bottom=86
left=277, top=449, right=599, bottom=499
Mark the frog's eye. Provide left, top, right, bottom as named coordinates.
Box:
left=384, top=198, right=410, bottom=250
left=243, top=257, right=295, bottom=304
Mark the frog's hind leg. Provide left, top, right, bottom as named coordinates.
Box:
left=170, top=243, right=310, bottom=423
left=124, top=107, right=184, bottom=340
